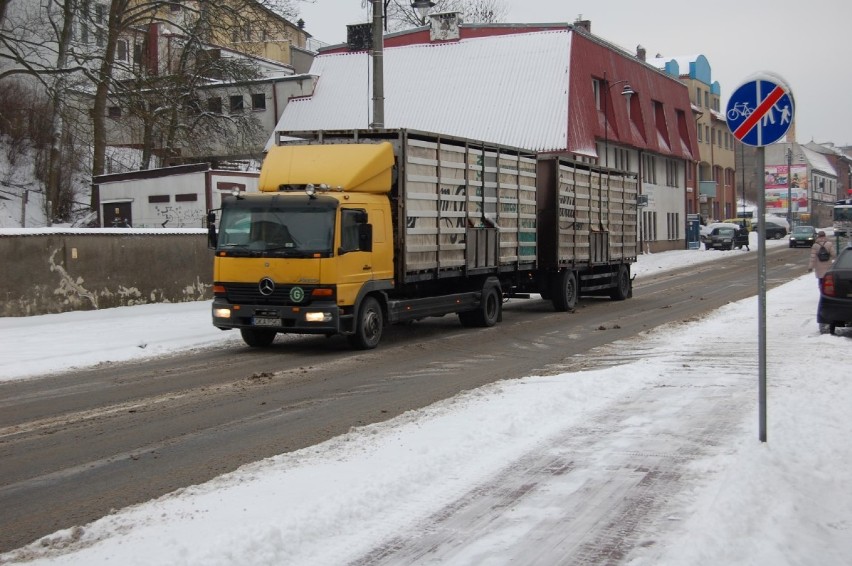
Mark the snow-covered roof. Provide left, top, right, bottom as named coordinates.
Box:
left=273, top=31, right=572, bottom=152
left=801, top=145, right=837, bottom=176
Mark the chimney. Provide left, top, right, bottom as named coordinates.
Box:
left=574, top=16, right=591, bottom=34
left=636, top=44, right=646, bottom=62
left=347, top=22, right=372, bottom=51
left=430, top=12, right=462, bottom=42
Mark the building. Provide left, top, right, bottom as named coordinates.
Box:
left=101, top=0, right=316, bottom=165
left=0, top=0, right=316, bottom=167
left=649, top=54, right=736, bottom=223
left=272, top=15, right=699, bottom=252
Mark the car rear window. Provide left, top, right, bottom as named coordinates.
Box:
left=835, top=248, right=852, bottom=269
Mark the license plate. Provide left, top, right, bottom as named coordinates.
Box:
left=253, top=317, right=281, bottom=327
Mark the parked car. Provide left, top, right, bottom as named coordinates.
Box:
left=700, top=222, right=740, bottom=244
left=789, top=225, right=817, bottom=248
left=705, top=226, right=739, bottom=250
left=817, top=244, right=852, bottom=334
left=763, top=221, right=788, bottom=239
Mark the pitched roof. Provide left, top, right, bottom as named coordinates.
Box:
left=273, top=30, right=572, bottom=152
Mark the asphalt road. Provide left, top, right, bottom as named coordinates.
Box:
left=0, top=246, right=807, bottom=553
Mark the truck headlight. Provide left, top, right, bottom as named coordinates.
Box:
left=305, top=311, right=332, bottom=323
left=213, top=307, right=232, bottom=318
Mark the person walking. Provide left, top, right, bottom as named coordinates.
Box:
left=808, top=230, right=836, bottom=286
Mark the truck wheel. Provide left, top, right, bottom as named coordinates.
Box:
left=551, top=270, right=577, bottom=312
left=348, top=296, right=383, bottom=350
left=458, top=285, right=501, bottom=327
left=609, top=265, right=631, bottom=301
left=240, top=328, right=277, bottom=347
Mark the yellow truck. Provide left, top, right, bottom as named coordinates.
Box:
left=207, top=129, right=638, bottom=349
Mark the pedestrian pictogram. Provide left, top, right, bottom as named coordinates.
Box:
left=725, top=73, right=794, bottom=148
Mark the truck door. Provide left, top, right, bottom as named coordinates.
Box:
left=336, top=208, right=373, bottom=305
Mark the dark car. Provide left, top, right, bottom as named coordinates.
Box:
left=705, top=226, right=738, bottom=250
left=789, top=225, right=817, bottom=248
left=817, top=245, right=852, bottom=334
left=763, top=221, right=787, bottom=239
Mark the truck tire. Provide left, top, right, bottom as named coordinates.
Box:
left=609, top=265, right=631, bottom=301
left=348, top=296, right=383, bottom=350
left=458, top=285, right=501, bottom=328
left=240, top=328, right=277, bottom=347
left=551, top=270, right=578, bottom=312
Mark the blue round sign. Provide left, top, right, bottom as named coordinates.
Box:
left=725, top=73, right=795, bottom=147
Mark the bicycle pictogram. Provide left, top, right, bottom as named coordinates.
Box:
left=727, top=102, right=753, bottom=121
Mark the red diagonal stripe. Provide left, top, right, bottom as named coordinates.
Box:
left=734, top=85, right=785, bottom=139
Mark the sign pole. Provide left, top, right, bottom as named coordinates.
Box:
left=726, top=72, right=794, bottom=443
left=757, top=147, right=767, bottom=443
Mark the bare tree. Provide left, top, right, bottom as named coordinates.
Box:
left=382, top=0, right=507, bottom=30
left=88, top=0, right=309, bottom=207
left=1, top=0, right=311, bottom=216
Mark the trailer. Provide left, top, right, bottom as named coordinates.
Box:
left=207, top=129, right=637, bottom=348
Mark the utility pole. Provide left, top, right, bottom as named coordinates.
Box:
left=370, top=0, right=384, bottom=129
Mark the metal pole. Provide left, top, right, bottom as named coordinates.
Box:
left=603, top=77, right=608, bottom=169
left=786, top=146, right=792, bottom=227
left=740, top=143, right=746, bottom=216
left=370, top=0, right=384, bottom=129
left=757, top=147, right=767, bottom=443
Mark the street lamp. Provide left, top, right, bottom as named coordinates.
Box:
left=411, top=0, right=435, bottom=23
left=602, top=73, right=634, bottom=168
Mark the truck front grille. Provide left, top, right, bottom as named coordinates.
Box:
left=223, top=283, right=307, bottom=306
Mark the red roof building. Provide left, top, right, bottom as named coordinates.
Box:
left=274, top=15, right=699, bottom=252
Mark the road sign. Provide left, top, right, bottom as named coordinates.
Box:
left=725, top=73, right=795, bottom=147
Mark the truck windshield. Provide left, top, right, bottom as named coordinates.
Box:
left=217, top=206, right=335, bottom=255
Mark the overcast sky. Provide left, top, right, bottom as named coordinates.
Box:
left=296, top=0, right=850, bottom=146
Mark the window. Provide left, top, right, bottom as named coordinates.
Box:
left=208, top=97, right=222, bottom=114
left=107, top=106, right=121, bottom=118
left=695, top=87, right=701, bottom=106
left=340, top=209, right=366, bottom=252
left=116, top=39, right=128, bottom=62
left=229, top=95, right=244, bottom=113
left=613, top=148, right=629, bottom=171
left=133, top=44, right=142, bottom=65
left=95, top=3, right=105, bottom=24
left=697, top=124, right=702, bottom=142
left=148, top=195, right=170, bottom=203
left=592, top=78, right=602, bottom=110
left=643, top=154, right=657, bottom=184
left=667, top=212, right=680, bottom=240
left=643, top=210, right=657, bottom=242
left=175, top=193, right=198, bottom=202
left=251, top=93, right=266, bottom=111
left=704, top=91, right=709, bottom=108
left=186, top=98, right=201, bottom=114
left=665, top=159, right=678, bottom=188
left=170, top=2, right=181, bottom=11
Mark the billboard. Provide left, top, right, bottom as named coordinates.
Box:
left=764, top=164, right=809, bottom=214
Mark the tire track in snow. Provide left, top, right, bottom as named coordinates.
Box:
left=351, top=335, right=754, bottom=565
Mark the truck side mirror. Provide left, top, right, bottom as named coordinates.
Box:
left=206, top=211, right=218, bottom=249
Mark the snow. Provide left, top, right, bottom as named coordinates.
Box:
left=2, top=240, right=851, bottom=565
